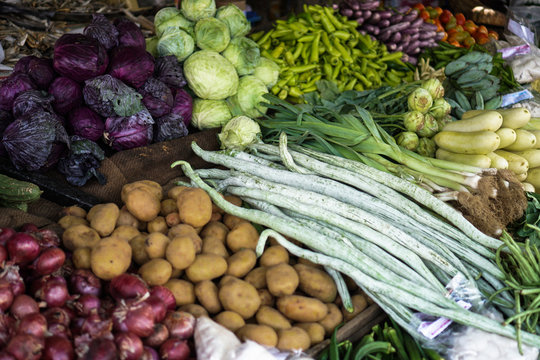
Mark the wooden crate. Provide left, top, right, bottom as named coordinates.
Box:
left=216, top=0, right=247, bottom=10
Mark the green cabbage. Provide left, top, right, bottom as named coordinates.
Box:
left=228, top=75, right=268, bottom=118
left=154, top=7, right=194, bottom=37
left=181, top=0, right=216, bottom=22
left=253, top=58, right=280, bottom=89
left=183, top=50, right=239, bottom=100
left=222, top=37, right=260, bottom=76
left=215, top=4, right=251, bottom=38
left=192, top=98, right=232, bottom=129
left=157, top=27, right=195, bottom=61
left=145, top=36, right=159, bottom=57
left=194, top=18, right=230, bottom=52
left=218, top=115, right=261, bottom=150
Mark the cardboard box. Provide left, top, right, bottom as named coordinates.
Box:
left=216, top=0, right=246, bottom=10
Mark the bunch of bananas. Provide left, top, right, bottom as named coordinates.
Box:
left=444, top=51, right=503, bottom=118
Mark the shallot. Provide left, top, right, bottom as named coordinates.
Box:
left=7, top=233, right=40, bottom=265
left=42, top=335, right=74, bottom=360
left=16, top=312, right=47, bottom=338
left=69, top=269, right=101, bottom=297
left=6, top=333, right=44, bottom=360
left=115, top=331, right=144, bottom=360
left=109, top=273, right=148, bottom=300
left=0, top=280, right=14, bottom=311
left=150, top=285, right=176, bottom=311
left=31, top=247, right=65, bottom=275
left=10, top=294, right=39, bottom=319
left=159, top=338, right=190, bottom=360
left=144, top=323, right=169, bottom=347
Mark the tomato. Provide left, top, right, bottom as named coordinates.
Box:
left=446, top=28, right=458, bottom=37
left=463, top=20, right=477, bottom=34
left=440, top=32, right=448, bottom=41
left=449, top=40, right=462, bottom=47
left=475, top=33, right=489, bottom=45
left=488, top=30, right=499, bottom=40
left=439, top=9, right=453, bottom=24
left=455, top=13, right=466, bottom=26
left=427, top=8, right=440, bottom=19
left=436, top=22, right=445, bottom=32
left=434, top=7, right=443, bottom=16
left=420, top=10, right=430, bottom=20
left=445, top=16, right=457, bottom=30
left=455, top=31, right=470, bottom=42
left=462, top=36, right=476, bottom=48
left=413, top=3, right=425, bottom=11
left=476, top=25, right=489, bottom=35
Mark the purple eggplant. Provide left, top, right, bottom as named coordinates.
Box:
left=341, top=8, right=354, bottom=17
left=363, top=24, right=380, bottom=35
left=390, top=32, right=402, bottom=43
left=411, top=18, right=424, bottom=28
left=402, top=27, right=418, bottom=35
left=401, top=33, right=411, bottom=44
left=389, top=14, right=403, bottom=24
left=359, top=29, right=367, bottom=35
left=435, top=31, right=446, bottom=41
left=333, top=3, right=339, bottom=10
left=368, top=12, right=381, bottom=23
left=379, top=19, right=390, bottom=28
left=377, top=10, right=393, bottom=19
left=410, top=32, right=420, bottom=41
left=387, top=43, right=397, bottom=51
left=404, top=40, right=421, bottom=53
left=378, top=30, right=392, bottom=42
left=397, top=6, right=411, bottom=13
left=421, top=22, right=438, bottom=31
left=359, top=0, right=380, bottom=10
left=356, top=17, right=365, bottom=25
left=419, top=31, right=437, bottom=40
left=362, top=10, right=372, bottom=19
left=344, top=0, right=360, bottom=11
left=381, top=21, right=410, bottom=33
left=396, top=44, right=404, bottom=52
left=354, top=10, right=364, bottom=18
left=410, top=47, right=421, bottom=54
left=402, top=12, right=418, bottom=22
left=408, top=56, right=418, bottom=65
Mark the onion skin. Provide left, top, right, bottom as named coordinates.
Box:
left=10, top=294, right=39, bottom=319
left=144, top=323, right=169, bottom=348
left=69, top=269, right=101, bottom=297
left=113, top=299, right=155, bottom=338
left=0, top=280, right=14, bottom=311
left=34, top=229, right=61, bottom=249
left=159, top=338, right=190, bottom=360
left=0, top=265, right=24, bottom=296
left=150, top=285, right=176, bottom=311
left=6, top=334, right=44, bottom=360
left=109, top=273, right=149, bottom=301
left=115, top=332, right=143, bottom=360
left=0, top=246, right=7, bottom=264
left=82, top=337, right=117, bottom=360
left=73, top=294, right=101, bottom=317
left=145, top=295, right=167, bottom=323
left=16, top=313, right=47, bottom=338
left=0, top=314, right=15, bottom=347
left=47, top=322, right=72, bottom=339
left=141, top=346, right=159, bottom=360
left=0, top=351, right=15, bottom=360
left=163, top=311, right=196, bottom=340
left=42, top=335, right=74, bottom=360
left=42, top=307, right=73, bottom=327
left=19, top=223, right=39, bottom=233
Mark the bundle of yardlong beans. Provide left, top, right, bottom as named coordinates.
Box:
left=171, top=139, right=540, bottom=350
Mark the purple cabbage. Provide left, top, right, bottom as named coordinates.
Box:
left=104, top=108, right=154, bottom=151
left=12, top=90, right=55, bottom=118
left=108, top=46, right=155, bottom=88
left=69, top=107, right=104, bottom=142
left=153, top=55, right=187, bottom=88
left=171, top=88, right=193, bottom=127
left=49, top=76, right=83, bottom=115
left=0, top=73, right=36, bottom=111
left=138, top=77, right=173, bottom=118
left=114, top=18, right=146, bottom=49
left=154, top=113, right=188, bottom=143
left=83, top=74, right=143, bottom=117
left=57, top=135, right=106, bottom=187
left=26, top=57, right=56, bottom=89
left=53, top=34, right=109, bottom=82
left=84, top=14, right=119, bottom=51
left=0, top=110, right=12, bottom=157
left=13, top=56, right=35, bottom=74
left=2, top=111, right=70, bottom=171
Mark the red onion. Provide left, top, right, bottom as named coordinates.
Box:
left=141, top=346, right=159, bottom=360
left=0, top=265, right=24, bottom=296
left=145, top=295, right=167, bottom=322
left=150, top=285, right=176, bottom=311
left=83, top=337, right=117, bottom=360
left=42, top=335, right=74, bottom=360
left=159, top=338, right=190, bottom=360
left=35, top=275, right=71, bottom=307
left=6, top=334, right=44, bottom=360
left=0, top=314, right=15, bottom=347
left=0, top=352, right=15, bottom=360
left=162, top=311, right=196, bottom=340
left=34, top=228, right=61, bottom=249
left=0, top=280, right=13, bottom=311
left=0, top=245, right=7, bottom=264
left=19, top=223, right=39, bottom=233
left=115, top=332, right=143, bottom=360
left=73, top=294, right=101, bottom=317
left=0, top=228, right=15, bottom=246
left=16, top=313, right=47, bottom=338
left=47, top=322, right=72, bottom=338
left=77, top=313, right=113, bottom=339
left=10, top=294, right=39, bottom=319
left=144, top=323, right=169, bottom=347
left=42, top=307, right=73, bottom=327
left=31, top=247, right=65, bottom=275
left=109, top=273, right=149, bottom=300
left=113, top=298, right=154, bottom=337
left=6, top=232, right=40, bottom=265
left=69, top=269, right=101, bottom=296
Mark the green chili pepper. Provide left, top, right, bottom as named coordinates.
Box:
left=285, top=51, right=295, bottom=66
left=278, top=89, right=288, bottom=100
left=302, top=85, right=318, bottom=93
left=332, top=30, right=351, bottom=41
left=323, top=63, right=333, bottom=79
left=251, top=31, right=264, bottom=42
left=292, top=43, right=303, bottom=60
left=256, top=29, right=273, bottom=46
left=298, top=71, right=311, bottom=83
left=380, top=52, right=404, bottom=62
left=319, top=13, right=336, bottom=33
left=323, top=6, right=344, bottom=30
left=289, top=22, right=308, bottom=33
left=277, top=73, right=294, bottom=87
left=289, top=86, right=303, bottom=98
left=329, top=56, right=340, bottom=66
left=310, top=32, right=321, bottom=63
left=298, top=35, right=316, bottom=42
left=337, top=81, right=346, bottom=92
left=332, top=61, right=342, bottom=80
left=290, top=64, right=318, bottom=73
left=271, top=29, right=294, bottom=39
left=354, top=72, right=372, bottom=88
left=360, top=57, right=368, bottom=73
left=301, top=42, right=311, bottom=62
left=271, top=43, right=286, bottom=58
left=271, top=85, right=281, bottom=95
left=354, top=83, right=365, bottom=91
left=302, top=74, right=322, bottom=88
left=333, top=39, right=353, bottom=63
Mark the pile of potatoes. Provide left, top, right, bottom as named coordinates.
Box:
left=57, top=180, right=372, bottom=352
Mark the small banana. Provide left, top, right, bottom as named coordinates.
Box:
left=474, top=91, right=484, bottom=110
left=454, top=90, right=471, bottom=111
left=456, top=69, right=489, bottom=85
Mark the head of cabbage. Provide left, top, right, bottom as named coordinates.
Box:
left=184, top=50, right=239, bottom=100
left=192, top=98, right=232, bottom=129
left=157, top=27, right=195, bottom=61
left=215, top=4, right=251, bottom=38
left=154, top=7, right=194, bottom=37
left=218, top=115, right=261, bottom=150
left=253, top=58, right=280, bottom=89
left=222, top=37, right=260, bottom=76
left=228, top=75, right=268, bottom=118
left=145, top=36, right=159, bottom=57
left=194, top=17, right=230, bottom=52
left=181, top=0, right=216, bottom=22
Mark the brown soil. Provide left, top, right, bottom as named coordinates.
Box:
left=451, top=170, right=527, bottom=238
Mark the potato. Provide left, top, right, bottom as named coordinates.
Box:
left=259, top=245, right=289, bottom=267
left=170, top=268, right=183, bottom=278
left=294, top=263, right=337, bottom=303
left=223, top=214, right=247, bottom=230
left=160, top=199, right=178, bottom=216
left=164, top=279, right=195, bottom=306
left=59, top=205, right=87, bottom=218
left=169, top=225, right=202, bottom=252
left=179, top=304, right=209, bottom=318
left=218, top=275, right=238, bottom=288
left=236, top=324, right=277, bottom=347
left=186, top=254, right=228, bottom=282
left=202, top=236, right=229, bottom=258
left=226, top=222, right=259, bottom=252
left=144, top=232, right=170, bottom=259
left=116, top=207, right=140, bottom=228
left=266, top=263, right=299, bottom=297
left=214, top=311, right=245, bottom=332
left=319, top=303, right=343, bottom=335
left=121, top=180, right=163, bottom=203
left=62, top=224, right=100, bottom=251
left=258, top=289, right=274, bottom=307
left=277, top=327, right=311, bottom=351
left=200, top=221, right=229, bottom=242
left=224, top=195, right=242, bottom=207
left=297, top=257, right=322, bottom=269
left=194, top=280, right=222, bottom=314
left=244, top=267, right=267, bottom=289
left=91, top=237, right=132, bottom=280
left=125, top=187, right=161, bottom=222
left=87, top=203, right=120, bottom=237
left=210, top=212, right=222, bottom=222
left=342, top=294, right=368, bottom=321
left=226, top=249, right=257, bottom=277
left=167, top=185, right=188, bottom=200
left=165, top=212, right=181, bottom=227
left=130, top=234, right=150, bottom=265
left=166, top=236, right=196, bottom=270
left=139, top=258, right=172, bottom=286
left=177, top=188, right=212, bottom=228
left=277, top=295, right=328, bottom=322
left=147, top=216, right=168, bottom=234
left=72, top=247, right=91, bottom=269
left=219, top=278, right=261, bottom=319
left=295, top=323, right=325, bottom=345
left=58, top=215, right=88, bottom=230
left=256, top=306, right=291, bottom=330
left=110, top=225, right=140, bottom=242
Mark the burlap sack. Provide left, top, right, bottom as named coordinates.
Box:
left=0, top=129, right=221, bottom=228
